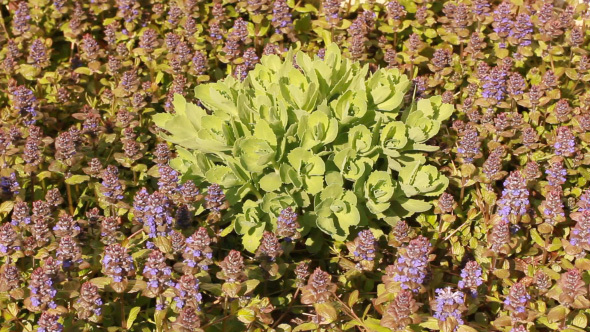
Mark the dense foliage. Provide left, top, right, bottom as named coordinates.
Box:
left=1, top=0, right=590, bottom=331
left=155, top=44, right=451, bottom=249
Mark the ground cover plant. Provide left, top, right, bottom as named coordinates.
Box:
left=1, top=0, right=590, bottom=331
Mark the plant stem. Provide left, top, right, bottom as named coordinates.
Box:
left=460, top=176, right=466, bottom=202
left=120, top=294, right=126, bottom=330
left=487, top=255, right=497, bottom=293
left=541, top=234, right=550, bottom=265
left=248, top=182, right=263, bottom=200
left=444, top=217, right=472, bottom=241
left=222, top=296, right=228, bottom=332
left=66, top=183, right=75, bottom=215
left=271, top=288, right=300, bottom=328
left=333, top=295, right=368, bottom=332
left=30, top=171, right=35, bottom=201
left=201, top=314, right=233, bottom=329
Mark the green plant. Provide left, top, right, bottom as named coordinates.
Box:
left=154, top=44, right=452, bottom=249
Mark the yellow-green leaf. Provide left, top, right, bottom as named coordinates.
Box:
left=126, top=306, right=141, bottom=328
left=314, top=302, right=338, bottom=324
left=547, top=305, right=568, bottom=323
left=573, top=312, right=588, bottom=328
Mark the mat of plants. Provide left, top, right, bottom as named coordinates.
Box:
left=1, top=0, right=590, bottom=332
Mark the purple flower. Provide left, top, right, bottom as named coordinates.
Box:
left=577, top=189, right=590, bottom=213
left=507, top=72, right=526, bottom=97
left=386, top=1, right=407, bottom=21
left=482, top=147, right=504, bottom=180
left=157, top=165, right=179, bottom=196
left=192, top=51, right=207, bottom=75
left=272, top=0, right=293, bottom=33
left=323, top=0, right=342, bottom=26
left=457, top=126, right=481, bottom=163
left=472, top=0, right=491, bottom=16
left=28, top=39, right=50, bottom=68
left=504, top=282, right=530, bottom=320
left=488, top=219, right=510, bottom=252
left=174, top=273, right=202, bottom=309
left=351, top=230, right=376, bottom=262
left=115, top=0, right=140, bottom=22
left=492, top=2, right=513, bottom=39
left=554, top=126, right=576, bottom=157
left=510, top=13, right=533, bottom=46
left=570, top=211, right=590, bottom=253
left=143, top=250, right=172, bottom=296
left=11, top=201, right=31, bottom=226
left=482, top=67, right=508, bottom=101
left=458, top=261, right=483, bottom=296
left=29, top=267, right=57, bottom=310
left=102, top=244, right=134, bottom=284
left=256, top=231, right=283, bottom=262
left=392, top=236, right=431, bottom=292
left=0, top=173, right=20, bottom=196
left=183, top=228, right=213, bottom=272
left=56, top=236, right=82, bottom=268
left=433, top=287, right=466, bottom=329
left=0, top=223, right=18, bottom=255
left=276, top=207, right=300, bottom=240
left=36, top=312, right=63, bottom=332
left=100, top=165, right=125, bottom=203
left=11, top=1, right=31, bottom=36
left=54, top=128, right=81, bottom=163
left=205, top=183, right=226, bottom=212
left=10, top=85, right=38, bottom=124
left=75, top=282, right=103, bottom=319
left=541, top=187, right=565, bottom=223
left=497, top=171, right=529, bottom=220
left=133, top=189, right=174, bottom=238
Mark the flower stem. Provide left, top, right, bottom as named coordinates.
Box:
left=333, top=295, right=368, bottom=332
left=120, top=294, right=126, bottom=330
left=66, top=183, right=74, bottom=215
left=272, top=288, right=300, bottom=328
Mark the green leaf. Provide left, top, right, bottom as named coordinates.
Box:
left=259, top=172, right=282, bottom=192
left=314, top=303, right=338, bottom=324
left=547, top=305, right=568, bottom=323
left=205, top=166, right=242, bottom=187
left=530, top=229, right=545, bottom=248
left=254, top=119, right=277, bottom=146
left=573, top=312, right=588, bottom=328
left=0, top=201, right=15, bottom=216
left=316, top=216, right=338, bottom=236
left=242, top=279, right=260, bottom=295
left=348, top=290, right=359, bottom=307
left=381, top=121, right=408, bottom=150
left=237, top=308, right=256, bottom=324
left=126, top=307, right=141, bottom=328
left=364, top=170, right=395, bottom=214
left=90, top=277, right=112, bottom=289
left=420, top=317, right=440, bottom=329
left=242, top=224, right=265, bottom=253
left=397, top=198, right=432, bottom=213
left=293, top=322, right=320, bottom=331
left=19, top=64, right=42, bottom=79
left=492, top=269, right=511, bottom=279
left=237, top=137, right=275, bottom=173
left=200, top=283, right=223, bottom=296
left=65, top=175, right=90, bottom=185
left=294, top=3, right=317, bottom=13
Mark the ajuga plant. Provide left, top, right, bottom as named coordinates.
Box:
left=3, top=0, right=590, bottom=331
left=155, top=44, right=452, bottom=250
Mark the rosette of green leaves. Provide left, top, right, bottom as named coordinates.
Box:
left=155, top=44, right=453, bottom=248
left=233, top=193, right=297, bottom=252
